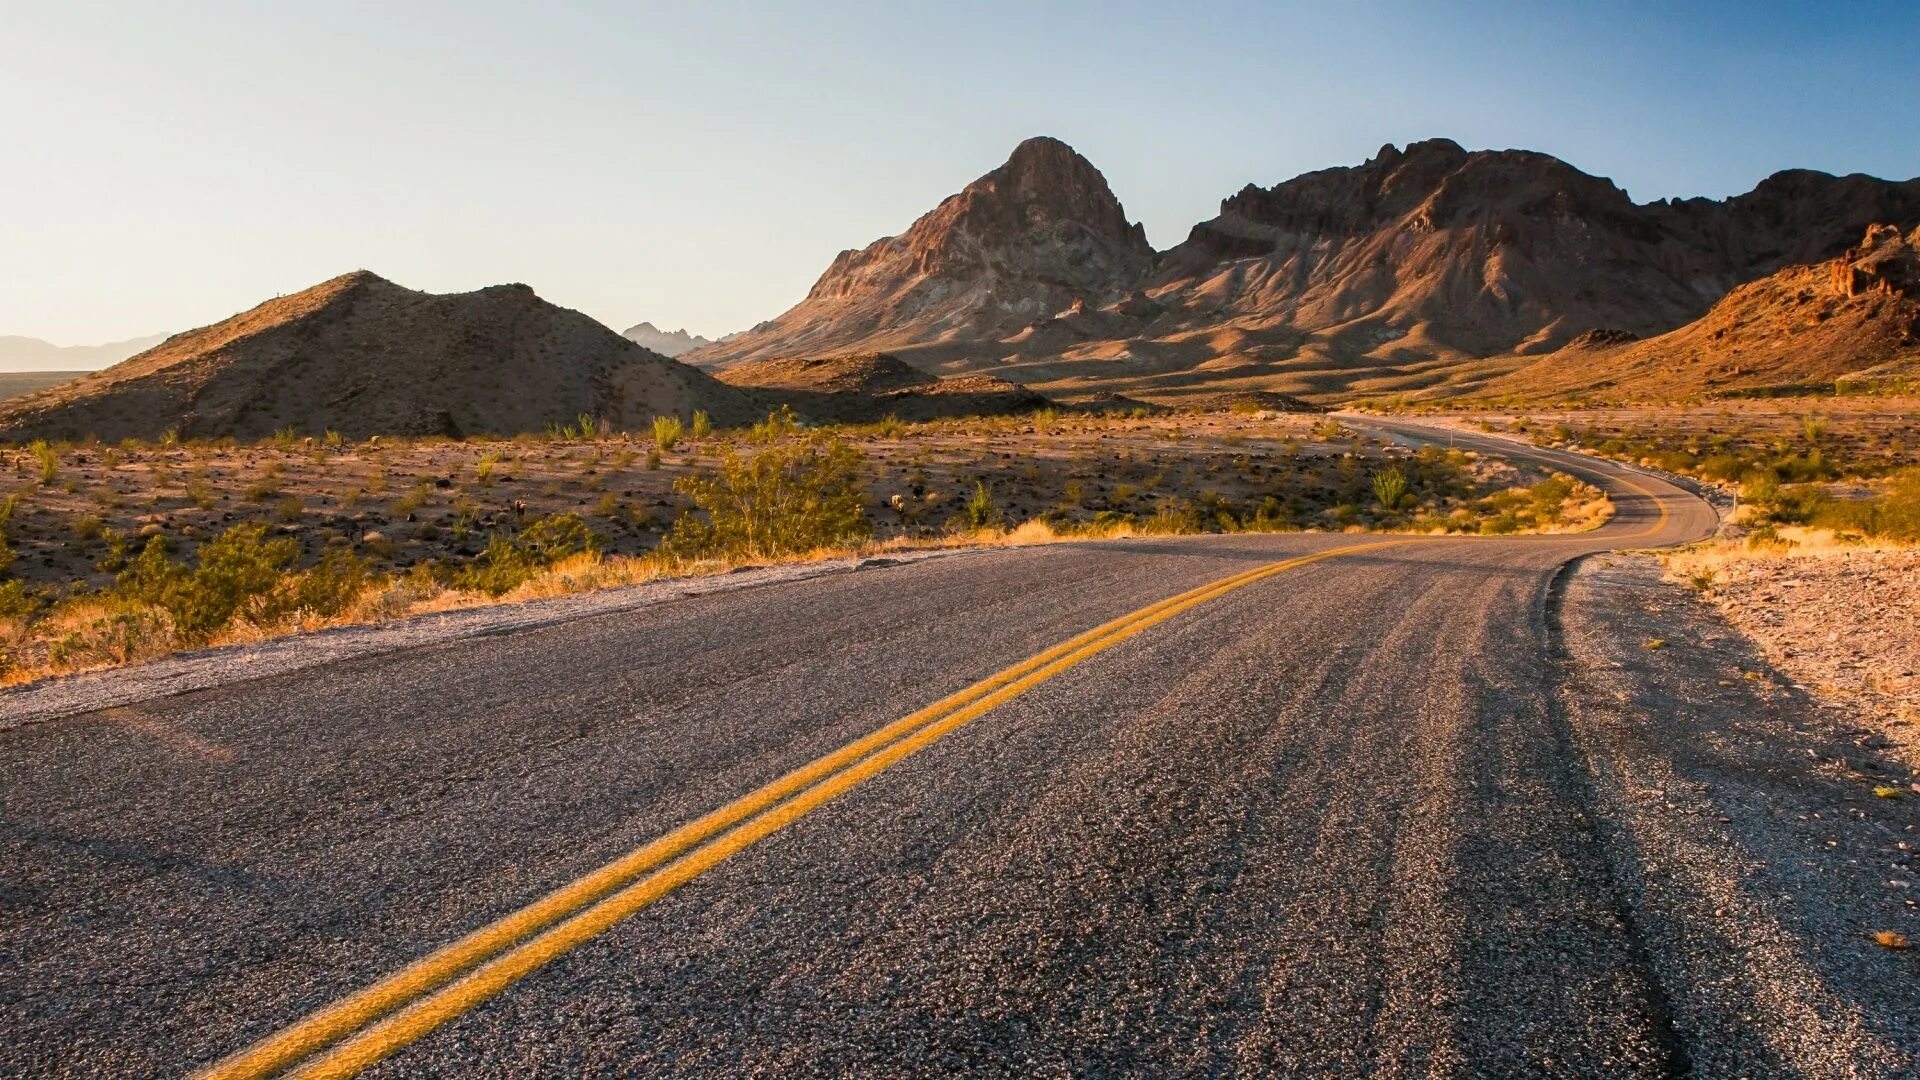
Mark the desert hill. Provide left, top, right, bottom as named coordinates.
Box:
left=689, top=136, right=1154, bottom=367
left=1493, top=224, right=1920, bottom=401
left=621, top=321, right=712, bottom=357
left=688, top=137, right=1920, bottom=404
left=715, top=353, right=1046, bottom=423
left=0, top=272, right=758, bottom=442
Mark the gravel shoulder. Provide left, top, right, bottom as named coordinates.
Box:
left=1666, top=544, right=1920, bottom=769
left=1559, top=554, right=1920, bottom=1076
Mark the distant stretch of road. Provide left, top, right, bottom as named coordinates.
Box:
left=8, top=419, right=1907, bottom=1076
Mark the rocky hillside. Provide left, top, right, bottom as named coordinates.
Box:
left=621, top=321, right=711, bottom=357
left=715, top=353, right=1047, bottom=423
left=1495, top=224, right=1920, bottom=401
left=0, top=272, right=758, bottom=442
left=689, top=137, right=1920, bottom=404
left=689, top=137, right=1154, bottom=366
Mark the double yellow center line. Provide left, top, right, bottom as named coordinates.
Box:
left=198, top=539, right=1407, bottom=1078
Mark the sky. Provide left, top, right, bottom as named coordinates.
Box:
left=4, top=0, right=1919, bottom=349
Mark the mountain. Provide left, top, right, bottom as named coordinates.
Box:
left=1492, top=224, right=1920, bottom=401
left=0, top=333, right=169, bottom=372
left=0, top=271, right=758, bottom=442
left=689, top=136, right=1154, bottom=367
left=688, top=137, right=1920, bottom=403
left=621, top=321, right=711, bottom=357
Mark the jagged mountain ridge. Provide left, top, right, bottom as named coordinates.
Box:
left=0, top=272, right=758, bottom=441
left=621, top=321, right=712, bottom=357
left=691, top=137, right=1920, bottom=403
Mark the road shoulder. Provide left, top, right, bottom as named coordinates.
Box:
left=0, top=548, right=966, bottom=730
left=1556, top=554, right=1920, bottom=1076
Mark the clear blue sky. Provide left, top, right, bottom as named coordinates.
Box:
left=5, top=0, right=1917, bottom=347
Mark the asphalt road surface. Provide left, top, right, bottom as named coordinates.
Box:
left=4, top=421, right=1913, bottom=1077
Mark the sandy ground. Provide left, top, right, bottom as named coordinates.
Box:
left=1664, top=541, right=1920, bottom=771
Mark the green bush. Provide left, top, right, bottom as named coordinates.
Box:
left=652, top=415, right=683, bottom=451
left=289, top=549, right=377, bottom=617
left=690, top=410, right=713, bottom=439
left=28, top=440, right=58, bottom=485
left=964, top=481, right=1000, bottom=530
left=1370, top=466, right=1409, bottom=511
left=451, top=513, right=598, bottom=596
left=116, top=523, right=298, bottom=641
left=662, top=435, right=868, bottom=561
left=1807, top=466, right=1920, bottom=541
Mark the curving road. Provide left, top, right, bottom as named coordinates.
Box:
left=3, top=421, right=1914, bottom=1077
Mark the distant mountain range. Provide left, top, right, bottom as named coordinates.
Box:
left=688, top=136, right=1920, bottom=403
left=620, top=322, right=712, bottom=357
left=0, top=333, right=169, bottom=372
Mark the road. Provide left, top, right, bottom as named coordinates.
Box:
left=2, top=421, right=1913, bottom=1077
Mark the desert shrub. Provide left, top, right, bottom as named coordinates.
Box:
left=285, top=548, right=376, bottom=618
left=453, top=512, right=598, bottom=596
left=578, top=414, right=606, bottom=440
left=43, top=596, right=177, bottom=670
left=652, top=415, right=683, bottom=451
left=518, top=512, right=596, bottom=562
left=750, top=405, right=801, bottom=443
left=1809, top=466, right=1920, bottom=541
left=1527, top=475, right=1575, bottom=525
left=1140, top=497, right=1203, bottom=535
left=661, top=435, right=868, bottom=561
left=390, top=484, right=431, bottom=516
left=690, top=410, right=713, bottom=439
left=1370, top=466, right=1409, bottom=511
left=1801, top=413, right=1828, bottom=446
left=28, top=440, right=58, bottom=485
left=1740, top=469, right=1781, bottom=508
left=115, top=523, right=298, bottom=641
left=963, top=481, right=1000, bottom=530
left=875, top=414, right=904, bottom=439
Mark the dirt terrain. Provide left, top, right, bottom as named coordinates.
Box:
left=0, top=410, right=1593, bottom=596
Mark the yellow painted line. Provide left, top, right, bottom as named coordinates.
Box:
left=200, top=539, right=1408, bottom=1079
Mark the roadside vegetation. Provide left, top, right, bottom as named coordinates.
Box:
left=1495, top=406, right=1920, bottom=546
left=0, top=408, right=1607, bottom=686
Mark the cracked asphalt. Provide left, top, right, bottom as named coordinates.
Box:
left=4, top=423, right=1915, bottom=1077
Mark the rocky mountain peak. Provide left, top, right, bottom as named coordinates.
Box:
left=689, top=137, right=1153, bottom=366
